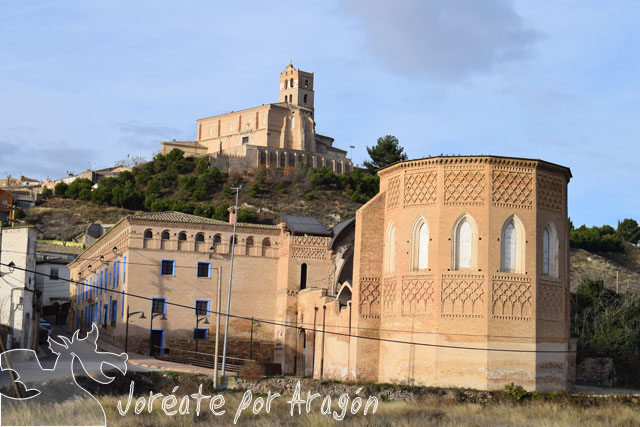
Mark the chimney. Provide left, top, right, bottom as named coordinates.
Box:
left=228, top=206, right=237, bottom=224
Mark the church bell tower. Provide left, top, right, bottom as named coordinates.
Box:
left=279, top=62, right=314, bottom=111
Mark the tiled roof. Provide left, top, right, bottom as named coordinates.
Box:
left=281, top=215, right=331, bottom=236
left=37, top=242, right=83, bottom=255
left=127, top=211, right=279, bottom=229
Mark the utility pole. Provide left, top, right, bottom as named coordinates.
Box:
left=221, top=185, right=242, bottom=379
left=213, top=266, right=222, bottom=388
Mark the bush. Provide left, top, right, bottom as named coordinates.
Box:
left=41, top=187, right=53, bottom=199
left=237, top=209, right=258, bottom=224
left=504, top=383, right=528, bottom=401
left=248, top=182, right=261, bottom=198
left=570, top=224, right=624, bottom=252
left=212, top=202, right=231, bottom=222
left=54, top=182, right=68, bottom=197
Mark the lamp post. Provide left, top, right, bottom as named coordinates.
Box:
left=149, top=311, right=167, bottom=357
left=221, top=185, right=241, bottom=378
left=125, top=305, right=146, bottom=354
left=213, top=266, right=222, bottom=389
left=195, top=315, right=209, bottom=356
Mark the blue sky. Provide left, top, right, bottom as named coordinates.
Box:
left=0, top=0, right=638, bottom=227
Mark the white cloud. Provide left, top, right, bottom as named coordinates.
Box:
left=343, top=0, right=541, bottom=80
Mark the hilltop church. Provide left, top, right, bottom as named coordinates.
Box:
left=161, top=63, right=353, bottom=174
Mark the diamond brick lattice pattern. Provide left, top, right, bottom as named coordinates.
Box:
left=360, top=277, right=381, bottom=316
left=491, top=278, right=532, bottom=320
left=402, top=279, right=434, bottom=314
left=537, top=175, right=564, bottom=213
left=539, top=283, right=563, bottom=321
left=441, top=278, right=485, bottom=317
left=292, top=235, right=327, bottom=247
left=383, top=279, right=397, bottom=314
left=386, top=176, right=401, bottom=209
left=404, top=172, right=437, bottom=206
left=492, top=170, right=533, bottom=208
left=444, top=170, right=485, bottom=205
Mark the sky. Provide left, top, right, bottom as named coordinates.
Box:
left=0, top=0, right=638, bottom=227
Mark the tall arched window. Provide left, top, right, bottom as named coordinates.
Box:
left=300, top=263, right=307, bottom=290
left=178, top=232, right=187, bottom=241
left=452, top=214, right=476, bottom=270
left=290, top=78, right=294, bottom=88
left=502, top=221, right=516, bottom=272
left=144, top=229, right=153, bottom=239
left=543, top=228, right=549, bottom=274
left=245, top=237, right=254, bottom=255
left=161, top=231, right=170, bottom=240
left=303, top=94, right=308, bottom=104
left=542, top=222, right=558, bottom=276
left=501, top=216, right=525, bottom=273
left=384, top=221, right=396, bottom=274
left=213, top=234, right=222, bottom=244
left=195, top=233, right=205, bottom=242
left=410, top=217, right=429, bottom=271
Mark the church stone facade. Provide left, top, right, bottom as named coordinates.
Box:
left=161, top=63, right=353, bottom=174
left=69, top=155, right=574, bottom=391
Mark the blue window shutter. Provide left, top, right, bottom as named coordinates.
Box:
left=109, top=296, right=112, bottom=322
left=208, top=263, right=211, bottom=278
left=163, top=298, right=167, bottom=314
left=172, top=261, right=176, bottom=276
left=123, top=256, right=127, bottom=283
left=121, top=291, right=125, bottom=317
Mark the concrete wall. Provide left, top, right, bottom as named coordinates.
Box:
left=0, top=227, right=38, bottom=349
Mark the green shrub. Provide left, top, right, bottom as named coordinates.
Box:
left=237, top=209, right=258, bottom=223
left=504, top=383, right=528, bottom=401
left=54, top=182, right=68, bottom=197
left=570, top=224, right=624, bottom=252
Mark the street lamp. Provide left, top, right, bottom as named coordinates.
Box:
left=222, top=185, right=242, bottom=379
left=125, top=305, right=146, bottom=354
left=149, top=311, right=167, bottom=357
left=195, top=316, right=209, bottom=356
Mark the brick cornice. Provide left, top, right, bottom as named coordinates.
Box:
left=378, top=156, right=572, bottom=182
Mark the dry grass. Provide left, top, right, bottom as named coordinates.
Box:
left=2, top=391, right=639, bottom=426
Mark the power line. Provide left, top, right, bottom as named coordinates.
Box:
left=1, top=261, right=575, bottom=354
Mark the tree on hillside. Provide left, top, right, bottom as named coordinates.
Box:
left=363, top=135, right=408, bottom=173
left=618, top=218, right=640, bottom=245
left=54, top=182, right=68, bottom=197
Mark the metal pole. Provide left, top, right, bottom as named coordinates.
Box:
left=221, top=186, right=241, bottom=377
left=312, top=307, right=318, bottom=376
left=249, top=316, right=254, bottom=360
left=214, top=267, right=222, bottom=388
left=320, top=305, right=326, bottom=380
left=125, top=305, right=130, bottom=354
left=195, top=317, right=199, bottom=356
left=149, top=313, right=154, bottom=357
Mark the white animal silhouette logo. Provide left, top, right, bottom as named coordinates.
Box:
left=0, top=324, right=128, bottom=426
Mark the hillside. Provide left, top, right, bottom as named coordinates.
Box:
left=25, top=199, right=140, bottom=241
left=570, top=244, right=640, bottom=293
